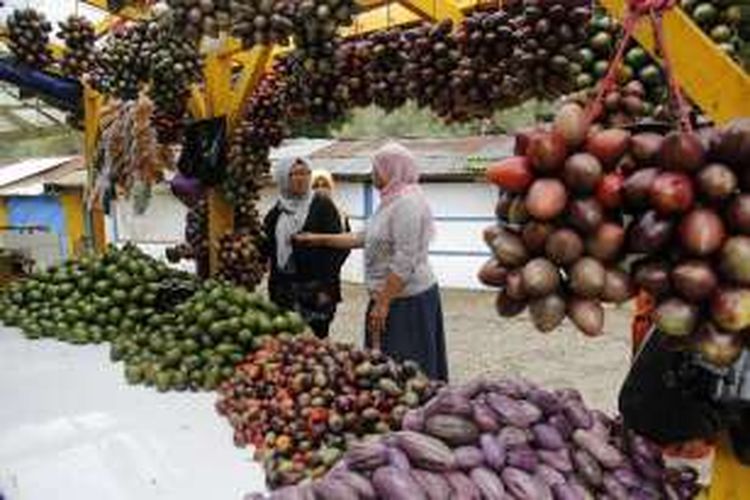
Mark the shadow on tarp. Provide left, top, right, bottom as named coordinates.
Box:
left=0, top=57, right=82, bottom=113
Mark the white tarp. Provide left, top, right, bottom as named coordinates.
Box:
left=0, top=327, right=267, bottom=500
left=0, top=156, right=77, bottom=192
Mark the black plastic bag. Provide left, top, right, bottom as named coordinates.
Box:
left=619, top=329, right=724, bottom=445
left=178, top=117, right=227, bottom=186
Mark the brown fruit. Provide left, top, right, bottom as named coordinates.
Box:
left=697, top=163, right=737, bottom=201
left=478, top=259, right=509, bottom=288
left=630, top=132, right=664, bottom=165
left=659, top=131, right=705, bottom=172
left=525, top=179, right=568, bottom=221
left=694, top=323, right=744, bottom=367
left=496, top=290, right=526, bottom=317
left=529, top=294, right=567, bottom=333
left=553, top=103, right=589, bottom=148
left=505, top=270, right=527, bottom=301
left=492, top=229, right=529, bottom=267
left=711, top=287, right=750, bottom=332
left=727, top=194, right=750, bottom=234
left=569, top=257, right=606, bottom=299
left=521, top=258, right=560, bottom=298
left=601, top=268, right=633, bottom=304
left=649, top=172, right=695, bottom=215
left=671, top=260, right=718, bottom=303
left=623, top=168, right=659, bottom=210
left=585, top=129, right=630, bottom=169
left=521, top=222, right=554, bottom=255
left=633, top=260, right=671, bottom=298
left=563, top=153, right=603, bottom=195
left=655, top=298, right=698, bottom=337
left=586, top=223, right=625, bottom=262
left=527, top=131, right=568, bottom=174
left=628, top=211, right=674, bottom=254
left=568, top=198, right=604, bottom=234
left=719, top=236, right=750, bottom=285
left=679, top=208, right=726, bottom=256
left=568, top=298, right=604, bottom=337
left=545, top=228, right=584, bottom=266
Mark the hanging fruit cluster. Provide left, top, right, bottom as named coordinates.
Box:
left=90, top=21, right=160, bottom=100
left=166, top=196, right=209, bottom=268
left=231, top=0, right=296, bottom=48
left=484, top=97, right=750, bottom=367
left=217, top=335, right=439, bottom=488
left=681, top=0, right=744, bottom=60
left=573, top=12, right=666, bottom=124
left=164, top=0, right=232, bottom=40
left=58, top=15, right=96, bottom=79
left=483, top=103, right=636, bottom=337
left=6, top=8, right=53, bottom=70
left=217, top=232, right=266, bottom=291
left=147, top=31, right=203, bottom=142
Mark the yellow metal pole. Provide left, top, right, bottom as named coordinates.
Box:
left=60, top=191, right=85, bottom=258
left=229, top=45, right=273, bottom=126
left=83, top=83, right=106, bottom=253
left=598, top=0, right=750, bottom=125
left=708, top=438, right=750, bottom=500
left=398, top=0, right=465, bottom=22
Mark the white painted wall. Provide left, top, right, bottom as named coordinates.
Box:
left=108, top=180, right=498, bottom=290
left=107, top=189, right=195, bottom=273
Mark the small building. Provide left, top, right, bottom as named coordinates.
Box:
left=0, top=155, right=85, bottom=268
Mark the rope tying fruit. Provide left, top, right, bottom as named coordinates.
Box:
left=587, top=0, right=691, bottom=132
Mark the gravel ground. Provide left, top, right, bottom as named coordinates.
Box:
left=329, top=283, right=634, bottom=413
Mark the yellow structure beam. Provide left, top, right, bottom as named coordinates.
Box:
left=709, top=438, right=750, bottom=500
left=342, top=3, right=423, bottom=37
left=398, top=0, right=465, bottom=23
left=598, top=0, right=750, bottom=125
left=229, top=45, right=273, bottom=125
left=0, top=200, right=8, bottom=228
left=60, top=191, right=85, bottom=258
left=204, top=48, right=234, bottom=118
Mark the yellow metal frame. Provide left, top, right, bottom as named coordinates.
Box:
left=599, top=0, right=750, bottom=125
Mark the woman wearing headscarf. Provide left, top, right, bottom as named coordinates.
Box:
left=312, top=169, right=351, bottom=232
left=261, top=158, right=347, bottom=339
left=295, top=143, right=448, bottom=381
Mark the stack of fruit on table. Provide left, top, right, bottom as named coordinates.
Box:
left=216, top=336, right=441, bottom=488
left=112, top=280, right=306, bottom=392
left=245, top=377, right=699, bottom=499
left=484, top=98, right=750, bottom=367
left=0, top=244, right=191, bottom=345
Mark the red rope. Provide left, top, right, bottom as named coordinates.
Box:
left=649, top=10, right=693, bottom=132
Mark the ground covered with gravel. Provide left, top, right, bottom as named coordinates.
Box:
left=329, top=283, right=634, bottom=413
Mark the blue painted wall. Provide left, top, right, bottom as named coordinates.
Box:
left=6, top=195, right=67, bottom=258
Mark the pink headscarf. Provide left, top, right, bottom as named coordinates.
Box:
left=372, top=142, right=422, bottom=206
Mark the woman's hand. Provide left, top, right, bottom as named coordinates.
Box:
left=368, top=296, right=390, bottom=349
left=293, top=233, right=319, bottom=247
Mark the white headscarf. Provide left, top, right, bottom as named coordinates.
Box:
left=274, top=157, right=313, bottom=272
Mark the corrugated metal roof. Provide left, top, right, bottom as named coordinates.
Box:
left=0, top=156, right=82, bottom=196
left=305, top=136, right=514, bottom=178
left=269, top=139, right=336, bottom=161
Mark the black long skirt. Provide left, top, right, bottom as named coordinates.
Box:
left=365, top=284, right=449, bottom=382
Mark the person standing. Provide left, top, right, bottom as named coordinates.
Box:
left=295, top=143, right=448, bottom=381
left=261, top=158, right=347, bottom=339
left=312, top=169, right=350, bottom=232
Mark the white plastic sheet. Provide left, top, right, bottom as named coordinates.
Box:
left=0, top=327, right=267, bottom=500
